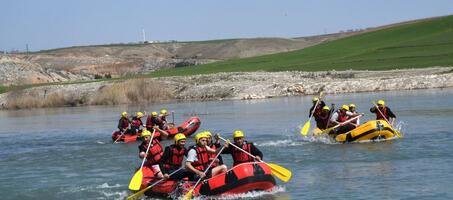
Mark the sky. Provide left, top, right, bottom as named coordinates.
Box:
left=1, top=0, right=453, bottom=51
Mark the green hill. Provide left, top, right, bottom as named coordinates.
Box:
left=150, top=15, right=453, bottom=77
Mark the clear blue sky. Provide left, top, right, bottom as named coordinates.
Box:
left=1, top=0, right=453, bottom=51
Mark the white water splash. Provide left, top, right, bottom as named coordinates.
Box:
left=176, top=186, right=285, bottom=200
left=256, top=139, right=305, bottom=147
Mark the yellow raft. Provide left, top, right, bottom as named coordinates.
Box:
left=314, top=120, right=400, bottom=143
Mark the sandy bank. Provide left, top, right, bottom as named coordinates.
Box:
left=1, top=67, right=452, bottom=109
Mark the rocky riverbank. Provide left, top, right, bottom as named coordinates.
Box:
left=1, top=67, right=452, bottom=109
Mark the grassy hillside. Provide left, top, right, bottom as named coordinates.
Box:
left=149, top=15, right=453, bottom=77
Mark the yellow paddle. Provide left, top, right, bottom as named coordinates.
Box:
left=128, top=128, right=156, bottom=191
left=301, top=92, right=323, bottom=136
left=183, top=146, right=226, bottom=200
left=126, top=167, right=184, bottom=200
left=219, top=136, right=292, bottom=182
left=372, top=102, right=402, bottom=138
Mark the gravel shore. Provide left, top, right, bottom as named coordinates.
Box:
left=1, top=67, right=452, bottom=109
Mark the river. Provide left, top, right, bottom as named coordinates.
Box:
left=1, top=88, right=453, bottom=200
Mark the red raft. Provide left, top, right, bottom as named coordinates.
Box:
left=111, top=117, right=201, bottom=143
left=139, top=162, right=276, bottom=198
left=166, top=116, right=201, bottom=138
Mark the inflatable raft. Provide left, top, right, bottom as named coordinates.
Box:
left=166, top=116, right=201, bottom=138
left=138, top=162, right=276, bottom=198
left=111, top=130, right=142, bottom=143
left=315, top=120, right=399, bottom=143
left=111, top=117, right=201, bottom=142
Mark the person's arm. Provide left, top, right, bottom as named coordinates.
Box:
left=370, top=107, right=376, bottom=113
left=250, top=143, right=263, bottom=161
left=117, top=119, right=123, bottom=131
left=153, top=126, right=169, bottom=139
left=309, top=106, right=315, bottom=117
left=330, top=112, right=339, bottom=125
left=185, top=149, right=205, bottom=178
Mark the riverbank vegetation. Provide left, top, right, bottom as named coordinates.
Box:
left=149, top=15, right=453, bottom=77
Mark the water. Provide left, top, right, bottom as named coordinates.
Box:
left=1, top=88, right=453, bottom=200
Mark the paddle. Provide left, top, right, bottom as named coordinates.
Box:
left=128, top=128, right=156, bottom=191
left=113, top=130, right=126, bottom=144
left=126, top=167, right=184, bottom=200
left=319, top=114, right=363, bottom=135
left=171, top=110, right=175, bottom=123
left=301, top=92, right=323, bottom=136
left=218, top=136, right=292, bottom=182
left=183, top=146, right=226, bottom=200
left=372, top=102, right=402, bottom=138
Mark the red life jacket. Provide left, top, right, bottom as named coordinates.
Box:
left=144, top=139, right=163, bottom=165
left=163, top=145, right=186, bottom=170
left=337, top=111, right=349, bottom=123
left=146, top=116, right=157, bottom=129
left=120, top=117, right=129, bottom=129
left=190, top=146, right=210, bottom=171
left=231, top=143, right=254, bottom=166
left=350, top=112, right=358, bottom=124
left=376, top=107, right=388, bottom=120
left=209, top=144, right=218, bottom=167
left=131, top=117, right=142, bottom=127
left=314, top=104, right=323, bottom=117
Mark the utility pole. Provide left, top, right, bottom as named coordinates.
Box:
left=26, top=44, right=29, bottom=53
left=142, top=29, right=146, bottom=43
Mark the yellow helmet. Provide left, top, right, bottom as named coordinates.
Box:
left=349, top=104, right=356, bottom=108
left=174, top=133, right=186, bottom=144
left=322, top=106, right=330, bottom=111
left=141, top=130, right=151, bottom=137
left=136, top=112, right=144, bottom=118
left=160, top=109, right=168, bottom=115
left=204, top=131, right=212, bottom=137
left=121, top=112, right=128, bottom=117
left=194, top=132, right=208, bottom=144
left=377, top=100, right=385, bottom=106
left=341, top=105, right=349, bottom=111
left=151, top=112, right=158, bottom=117
left=312, top=97, right=319, bottom=102
left=233, top=130, right=245, bottom=138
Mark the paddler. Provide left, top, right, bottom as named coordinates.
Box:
left=370, top=100, right=397, bottom=125
left=159, top=133, right=192, bottom=180
left=129, top=112, right=144, bottom=135
left=218, top=130, right=263, bottom=166
left=117, top=111, right=129, bottom=134
left=138, top=127, right=169, bottom=179
left=185, top=132, right=227, bottom=181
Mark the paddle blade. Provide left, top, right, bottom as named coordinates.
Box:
left=301, top=121, right=311, bottom=136
left=267, top=163, right=292, bottom=182
left=128, top=170, right=143, bottom=191
left=183, top=189, right=194, bottom=200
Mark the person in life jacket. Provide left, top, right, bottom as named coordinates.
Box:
left=138, top=128, right=169, bottom=179
left=185, top=132, right=227, bottom=181
left=129, top=112, right=144, bottom=135
left=159, top=133, right=192, bottom=180
left=157, top=109, right=170, bottom=130
left=309, top=97, right=326, bottom=118
left=117, top=112, right=129, bottom=133
left=146, top=112, right=160, bottom=130
left=329, top=105, right=357, bottom=135
left=370, top=100, right=397, bottom=124
left=219, top=130, right=263, bottom=166
left=349, top=104, right=361, bottom=126
left=314, top=106, right=332, bottom=129
left=204, top=131, right=224, bottom=167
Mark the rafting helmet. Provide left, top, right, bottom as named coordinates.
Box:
left=141, top=130, right=152, bottom=137
left=341, top=105, right=349, bottom=111
left=204, top=131, right=212, bottom=137
left=377, top=100, right=385, bottom=106
left=174, top=133, right=186, bottom=144
left=349, top=104, right=356, bottom=108
left=233, top=130, right=245, bottom=138
left=121, top=112, right=128, bottom=117
left=312, top=97, right=319, bottom=102
left=136, top=112, right=144, bottom=118
left=322, top=106, right=330, bottom=111
left=194, top=132, right=208, bottom=144
left=160, top=109, right=168, bottom=116
left=151, top=112, right=158, bottom=117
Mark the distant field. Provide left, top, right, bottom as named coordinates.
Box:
left=149, top=15, right=453, bottom=77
